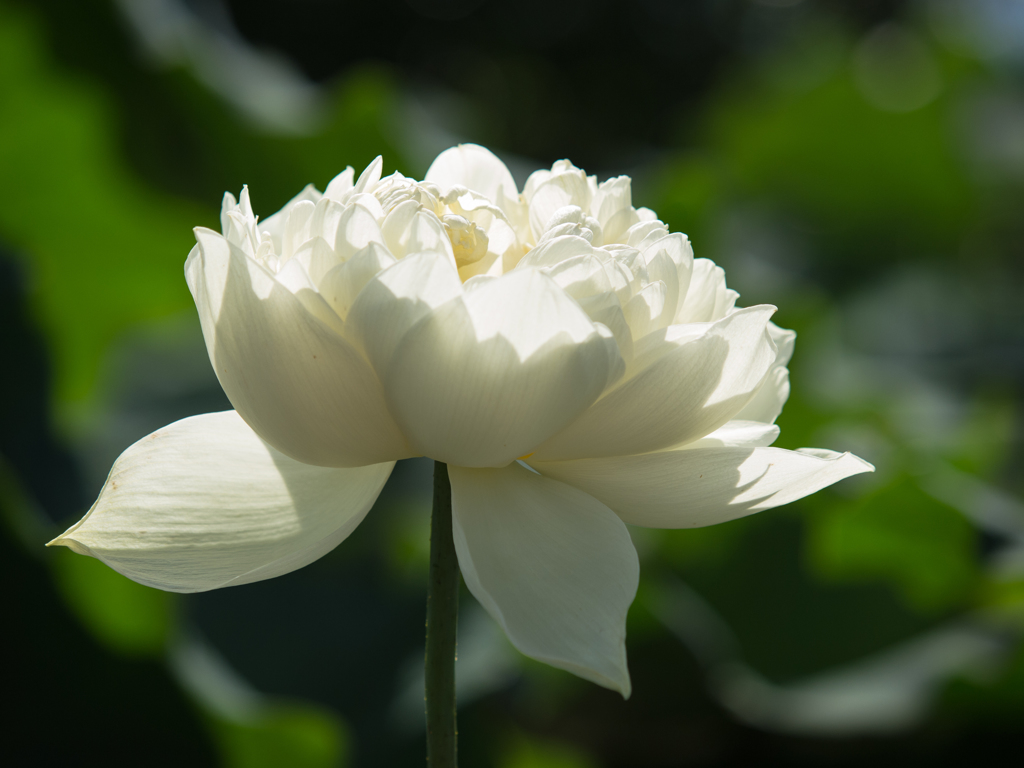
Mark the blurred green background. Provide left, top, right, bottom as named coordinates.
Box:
left=2, top=0, right=1023, bottom=765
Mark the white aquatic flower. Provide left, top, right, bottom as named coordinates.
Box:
left=51, top=144, right=872, bottom=696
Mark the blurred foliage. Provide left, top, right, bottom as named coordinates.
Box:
left=208, top=705, right=349, bottom=768
left=0, top=0, right=407, bottom=420
left=51, top=547, right=177, bottom=656
left=497, top=732, right=598, bottom=768
left=808, top=477, right=980, bottom=612
left=708, top=46, right=976, bottom=257
left=0, top=2, right=204, bottom=413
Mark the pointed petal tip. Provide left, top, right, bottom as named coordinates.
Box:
left=192, top=225, right=221, bottom=243
left=45, top=413, right=395, bottom=593
left=45, top=533, right=91, bottom=557
left=569, top=654, right=632, bottom=699
left=619, top=676, right=633, bottom=700
left=599, top=654, right=633, bottom=699
left=798, top=447, right=876, bottom=475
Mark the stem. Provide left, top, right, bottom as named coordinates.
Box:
left=425, top=461, right=459, bottom=766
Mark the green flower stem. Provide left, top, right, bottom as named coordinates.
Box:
left=425, top=461, right=459, bottom=766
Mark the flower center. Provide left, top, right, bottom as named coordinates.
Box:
left=442, top=214, right=488, bottom=268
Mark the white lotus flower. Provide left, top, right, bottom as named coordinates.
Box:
left=51, top=144, right=872, bottom=697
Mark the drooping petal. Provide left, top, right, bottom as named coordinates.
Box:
left=48, top=412, right=395, bottom=592
left=370, top=268, right=624, bottom=467
left=533, top=305, right=778, bottom=461
left=449, top=462, right=638, bottom=696
left=532, top=446, right=873, bottom=529
left=186, top=228, right=411, bottom=467
left=425, top=143, right=520, bottom=215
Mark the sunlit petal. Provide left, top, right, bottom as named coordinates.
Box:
left=450, top=462, right=638, bottom=696
left=49, top=412, right=394, bottom=592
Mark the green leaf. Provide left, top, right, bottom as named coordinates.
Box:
left=808, top=475, right=980, bottom=612
left=0, top=4, right=209, bottom=412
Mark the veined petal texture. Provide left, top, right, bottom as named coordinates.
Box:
left=449, top=463, right=638, bottom=696
left=533, top=305, right=778, bottom=461
left=533, top=446, right=873, bottom=529
left=734, top=322, right=796, bottom=424
left=186, top=228, right=411, bottom=467
left=49, top=412, right=395, bottom=593
left=349, top=256, right=624, bottom=467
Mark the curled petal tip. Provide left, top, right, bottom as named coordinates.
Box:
left=850, top=452, right=876, bottom=473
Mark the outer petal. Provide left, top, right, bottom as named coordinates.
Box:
left=533, top=306, right=778, bottom=461
left=48, top=412, right=395, bottom=592
left=449, top=462, right=638, bottom=696
left=734, top=322, right=796, bottom=424
left=533, top=446, right=874, bottom=529
left=365, top=268, right=624, bottom=467
left=186, top=228, right=411, bottom=467
left=425, top=144, right=520, bottom=216
left=733, top=367, right=790, bottom=424
left=767, top=322, right=797, bottom=367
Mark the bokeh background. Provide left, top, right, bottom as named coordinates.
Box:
left=2, top=0, right=1023, bottom=765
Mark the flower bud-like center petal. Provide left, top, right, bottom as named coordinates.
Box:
left=443, top=214, right=489, bottom=267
